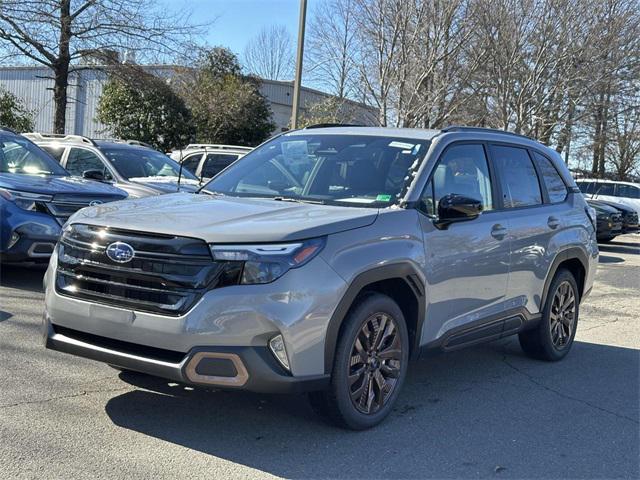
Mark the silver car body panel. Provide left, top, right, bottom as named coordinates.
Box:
left=43, top=127, right=598, bottom=387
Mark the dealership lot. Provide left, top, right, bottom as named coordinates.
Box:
left=1, top=236, right=638, bottom=479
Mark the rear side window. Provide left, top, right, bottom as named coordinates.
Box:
left=616, top=184, right=640, bottom=199
left=491, top=145, right=542, bottom=208
left=532, top=152, right=567, bottom=203
left=594, top=183, right=615, bottom=196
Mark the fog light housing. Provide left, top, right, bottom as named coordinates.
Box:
left=8, top=232, right=20, bottom=249
left=269, top=334, right=290, bottom=371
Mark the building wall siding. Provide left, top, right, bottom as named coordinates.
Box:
left=0, top=66, right=377, bottom=139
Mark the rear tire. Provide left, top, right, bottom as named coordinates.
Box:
left=309, top=292, right=409, bottom=430
left=519, top=268, right=579, bottom=361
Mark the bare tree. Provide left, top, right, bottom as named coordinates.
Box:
left=242, top=25, right=294, bottom=80
left=0, top=0, right=203, bottom=133
left=306, top=0, right=357, bottom=98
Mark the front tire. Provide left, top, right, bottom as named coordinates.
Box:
left=519, top=268, right=579, bottom=361
left=310, top=293, right=409, bottom=430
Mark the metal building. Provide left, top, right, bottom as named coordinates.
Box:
left=0, top=65, right=377, bottom=137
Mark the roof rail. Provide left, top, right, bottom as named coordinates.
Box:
left=185, top=144, right=253, bottom=151
left=98, top=138, right=154, bottom=149
left=441, top=126, right=534, bottom=141
left=22, top=132, right=97, bottom=146
left=303, top=123, right=364, bottom=129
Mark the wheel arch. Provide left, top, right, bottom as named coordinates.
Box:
left=323, top=263, right=425, bottom=374
left=541, top=247, right=588, bottom=308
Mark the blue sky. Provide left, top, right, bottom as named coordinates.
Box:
left=165, top=0, right=317, bottom=57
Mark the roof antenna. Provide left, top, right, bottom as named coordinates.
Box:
left=177, top=145, right=184, bottom=192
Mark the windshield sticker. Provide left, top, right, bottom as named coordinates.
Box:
left=388, top=141, right=415, bottom=150
left=376, top=194, right=392, bottom=202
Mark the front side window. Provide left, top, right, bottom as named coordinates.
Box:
left=492, top=145, right=542, bottom=208
left=41, top=145, right=66, bottom=162
left=101, top=147, right=198, bottom=181
left=576, top=181, right=594, bottom=194
left=202, top=153, right=239, bottom=178
left=420, top=143, right=493, bottom=216
left=0, top=133, right=68, bottom=176
left=532, top=152, right=567, bottom=203
left=66, top=148, right=106, bottom=177
left=616, top=184, right=640, bottom=199
left=203, top=134, right=430, bottom=207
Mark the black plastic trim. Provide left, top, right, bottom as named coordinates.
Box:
left=541, top=247, right=589, bottom=306
left=323, top=263, right=425, bottom=374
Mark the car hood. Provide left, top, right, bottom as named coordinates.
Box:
left=69, top=193, right=378, bottom=243
left=0, top=173, right=127, bottom=197
left=128, top=176, right=200, bottom=193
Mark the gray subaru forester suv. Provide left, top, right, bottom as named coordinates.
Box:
left=43, top=126, right=598, bottom=429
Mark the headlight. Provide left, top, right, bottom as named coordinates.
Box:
left=210, top=237, right=326, bottom=284
left=0, top=188, right=52, bottom=211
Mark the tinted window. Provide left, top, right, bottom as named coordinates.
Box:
left=180, top=153, right=202, bottom=175
left=593, top=183, right=615, bottom=196
left=41, top=145, right=66, bottom=162
left=532, top=152, right=567, bottom=203
left=66, top=148, right=106, bottom=177
left=101, top=147, right=197, bottom=180
left=420, top=144, right=493, bottom=216
left=616, top=184, right=640, bottom=199
left=492, top=145, right=542, bottom=208
left=202, top=153, right=239, bottom=178
left=205, top=135, right=429, bottom=207
left=576, top=181, right=594, bottom=194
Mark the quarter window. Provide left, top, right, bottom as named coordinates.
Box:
left=420, top=144, right=493, bottom=216
left=492, top=145, right=542, bottom=208
left=532, top=152, right=567, bottom=203
left=41, top=145, right=66, bottom=162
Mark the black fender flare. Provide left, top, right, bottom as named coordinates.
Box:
left=541, top=247, right=589, bottom=308
left=323, top=262, right=425, bottom=374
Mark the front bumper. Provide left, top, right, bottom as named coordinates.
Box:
left=44, top=316, right=329, bottom=393
left=0, top=213, right=61, bottom=264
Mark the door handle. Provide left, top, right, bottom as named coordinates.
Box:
left=491, top=224, right=507, bottom=240
left=547, top=216, right=560, bottom=230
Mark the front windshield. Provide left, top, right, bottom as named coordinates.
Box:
left=202, top=134, right=429, bottom=207
left=101, top=147, right=198, bottom=181
left=0, top=132, right=68, bottom=176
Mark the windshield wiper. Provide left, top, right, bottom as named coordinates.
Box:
left=200, top=189, right=225, bottom=196
left=273, top=196, right=324, bottom=204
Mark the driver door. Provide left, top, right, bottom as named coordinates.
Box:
left=417, top=143, right=511, bottom=345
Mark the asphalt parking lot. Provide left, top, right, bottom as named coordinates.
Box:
left=1, top=235, right=638, bottom=480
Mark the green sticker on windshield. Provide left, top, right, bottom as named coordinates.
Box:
left=376, top=194, right=392, bottom=202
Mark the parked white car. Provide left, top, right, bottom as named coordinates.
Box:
left=575, top=178, right=640, bottom=218
left=170, top=144, right=252, bottom=182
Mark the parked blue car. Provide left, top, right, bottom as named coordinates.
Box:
left=0, top=127, right=128, bottom=265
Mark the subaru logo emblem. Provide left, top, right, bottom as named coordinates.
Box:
left=105, top=242, right=135, bottom=263
left=89, top=200, right=103, bottom=206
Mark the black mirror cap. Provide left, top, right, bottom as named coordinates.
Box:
left=436, top=194, right=483, bottom=228
left=82, top=169, right=104, bottom=181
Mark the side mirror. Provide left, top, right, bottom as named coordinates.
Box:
left=435, top=194, right=483, bottom=229
left=82, top=169, right=104, bottom=181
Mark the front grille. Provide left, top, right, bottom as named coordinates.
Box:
left=55, top=224, right=242, bottom=315
left=46, top=194, right=124, bottom=225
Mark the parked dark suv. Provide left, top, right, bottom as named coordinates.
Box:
left=43, top=126, right=598, bottom=429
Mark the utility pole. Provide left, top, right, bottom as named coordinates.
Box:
left=291, top=0, right=307, bottom=129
